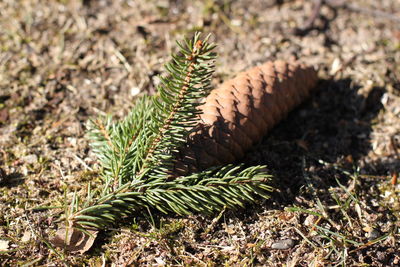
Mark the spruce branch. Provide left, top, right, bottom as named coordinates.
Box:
left=87, top=95, right=155, bottom=189
left=139, top=33, right=216, bottom=180
left=68, top=165, right=272, bottom=229
left=53, top=33, right=275, bottom=250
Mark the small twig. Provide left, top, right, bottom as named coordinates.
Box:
left=56, top=162, right=66, bottom=180
left=348, top=232, right=391, bottom=254
left=303, top=0, right=323, bottom=29
left=113, top=46, right=132, bottom=73
left=204, top=207, right=226, bottom=234
left=293, top=0, right=324, bottom=36
left=73, top=154, right=93, bottom=171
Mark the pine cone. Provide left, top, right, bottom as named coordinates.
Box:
left=175, top=60, right=318, bottom=174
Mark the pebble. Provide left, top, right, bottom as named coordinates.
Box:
left=368, top=229, right=381, bottom=241
left=130, top=87, right=141, bottom=96
left=271, top=238, right=295, bottom=250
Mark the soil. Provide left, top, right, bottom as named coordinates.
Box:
left=0, top=0, right=399, bottom=265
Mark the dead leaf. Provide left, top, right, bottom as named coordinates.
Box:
left=50, top=224, right=98, bottom=254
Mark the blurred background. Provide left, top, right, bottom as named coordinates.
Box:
left=0, top=0, right=399, bottom=265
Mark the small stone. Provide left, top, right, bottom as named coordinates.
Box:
left=330, top=58, right=342, bottom=75
left=304, top=214, right=316, bottom=226
left=130, top=87, right=141, bottom=96
left=368, top=229, right=381, bottom=241
left=271, top=238, right=295, bottom=250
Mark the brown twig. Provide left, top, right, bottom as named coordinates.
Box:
left=293, top=0, right=324, bottom=36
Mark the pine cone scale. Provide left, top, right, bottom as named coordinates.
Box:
left=176, top=60, right=318, bottom=174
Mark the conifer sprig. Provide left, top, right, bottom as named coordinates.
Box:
left=142, top=33, right=216, bottom=180
left=87, top=96, right=155, bottom=189
left=62, top=33, right=273, bottom=234
left=68, top=165, right=272, bottom=229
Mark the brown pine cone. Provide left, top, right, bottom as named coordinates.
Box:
left=175, top=60, right=318, bottom=175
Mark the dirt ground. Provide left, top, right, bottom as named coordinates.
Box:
left=0, top=0, right=399, bottom=266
